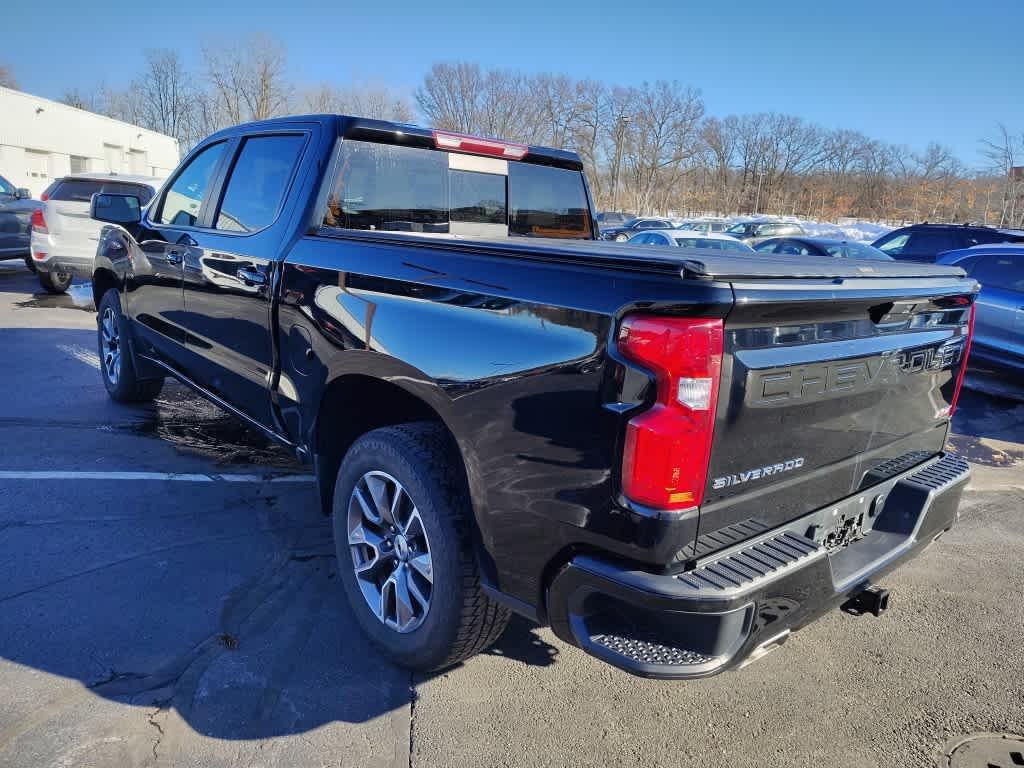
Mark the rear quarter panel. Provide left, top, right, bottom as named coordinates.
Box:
left=276, top=233, right=733, bottom=606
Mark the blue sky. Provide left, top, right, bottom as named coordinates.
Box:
left=5, top=0, right=1022, bottom=167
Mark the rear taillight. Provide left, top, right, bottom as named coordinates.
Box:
left=617, top=315, right=724, bottom=510
left=432, top=130, right=529, bottom=160
left=948, top=303, right=975, bottom=417
left=40, top=191, right=49, bottom=201
left=31, top=208, right=48, bottom=234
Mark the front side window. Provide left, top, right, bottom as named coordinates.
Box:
left=216, top=134, right=305, bottom=233
left=157, top=142, right=226, bottom=226
left=905, top=231, right=957, bottom=255
left=875, top=232, right=911, bottom=256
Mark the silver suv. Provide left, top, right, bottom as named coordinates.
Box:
left=30, top=173, right=163, bottom=293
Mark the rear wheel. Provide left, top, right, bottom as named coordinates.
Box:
left=38, top=268, right=72, bottom=294
left=332, top=423, right=510, bottom=672
left=97, top=288, right=164, bottom=403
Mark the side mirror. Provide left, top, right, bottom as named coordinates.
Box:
left=16, top=188, right=32, bottom=200
left=90, top=193, right=141, bottom=226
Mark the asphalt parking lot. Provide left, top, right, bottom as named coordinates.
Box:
left=1, top=260, right=1022, bottom=768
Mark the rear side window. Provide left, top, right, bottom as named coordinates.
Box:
left=965, top=230, right=1010, bottom=247
left=51, top=179, right=155, bottom=205
left=157, top=142, right=226, bottom=226
left=720, top=239, right=751, bottom=252
left=508, top=162, right=591, bottom=238
left=215, top=134, right=305, bottom=233
left=321, top=139, right=592, bottom=239
left=905, top=230, right=957, bottom=256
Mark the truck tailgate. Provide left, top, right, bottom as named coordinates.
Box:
left=696, top=274, right=977, bottom=556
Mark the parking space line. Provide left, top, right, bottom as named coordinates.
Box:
left=0, top=470, right=315, bottom=483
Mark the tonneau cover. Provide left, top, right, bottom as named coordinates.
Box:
left=317, top=230, right=968, bottom=280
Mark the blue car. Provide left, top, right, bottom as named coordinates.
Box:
left=938, top=245, right=1024, bottom=373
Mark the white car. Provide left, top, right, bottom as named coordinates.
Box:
left=30, top=173, right=165, bottom=293
left=627, top=230, right=756, bottom=252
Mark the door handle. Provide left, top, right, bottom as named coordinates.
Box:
left=237, top=267, right=266, bottom=287
left=166, top=249, right=182, bottom=265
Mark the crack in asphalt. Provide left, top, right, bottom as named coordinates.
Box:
left=146, top=708, right=165, bottom=763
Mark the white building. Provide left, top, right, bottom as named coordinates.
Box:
left=0, top=86, right=179, bottom=197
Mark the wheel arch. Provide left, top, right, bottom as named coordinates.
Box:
left=91, top=266, right=121, bottom=309
left=312, top=372, right=498, bottom=585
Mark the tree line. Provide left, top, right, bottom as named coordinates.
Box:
left=3, top=43, right=1022, bottom=226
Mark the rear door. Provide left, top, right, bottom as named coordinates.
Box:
left=969, top=253, right=1024, bottom=362
left=891, top=230, right=959, bottom=262
left=698, top=276, right=975, bottom=546
left=177, top=130, right=311, bottom=430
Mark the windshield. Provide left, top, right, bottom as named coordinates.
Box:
left=725, top=223, right=752, bottom=235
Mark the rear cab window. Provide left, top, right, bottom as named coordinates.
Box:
left=320, top=139, right=593, bottom=240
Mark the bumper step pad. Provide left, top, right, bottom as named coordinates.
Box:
left=591, top=633, right=714, bottom=667
left=903, top=453, right=969, bottom=494
left=675, top=531, right=823, bottom=594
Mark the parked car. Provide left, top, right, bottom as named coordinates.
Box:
left=937, top=245, right=1024, bottom=372
left=30, top=173, right=163, bottom=293
left=596, top=211, right=634, bottom=229
left=629, top=230, right=754, bottom=252
left=723, top=220, right=806, bottom=245
left=599, top=216, right=674, bottom=241
left=754, top=237, right=892, bottom=261
left=90, top=114, right=975, bottom=679
left=871, top=223, right=1024, bottom=263
left=676, top=218, right=728, bottom=234
left=0, top=173, right=42, bottom=271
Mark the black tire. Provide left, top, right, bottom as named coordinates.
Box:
left=24, top=255, right=36, bottom=273
left=38, top=268, right=72, bottom=294
left=332, top=423, right=510, bottom=672
left=96, top=288, right=165, bottom=403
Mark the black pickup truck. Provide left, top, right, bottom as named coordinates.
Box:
left=88, top=115, right=976, bottom=679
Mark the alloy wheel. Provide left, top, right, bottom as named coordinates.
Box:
left=347, top=471, right=433, bottom=633
left=100, top=307, right=120, bottom=386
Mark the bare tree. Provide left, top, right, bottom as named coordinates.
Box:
left=301, top=82, right=414, bottom=122
left=980, top=124, right=1023, bottom=226
left=203, top=34, right=291, bottom=126
left=132, top=50, right=198, bottom=146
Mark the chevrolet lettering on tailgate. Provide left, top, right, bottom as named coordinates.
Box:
left=750, top=342, right=964, bottom=407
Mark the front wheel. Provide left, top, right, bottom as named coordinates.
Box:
left=38, top=268, right=72, bottom=294
left=332, top=423, right=510, bottom=672
left=96, top=288, right=164, bottom=403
